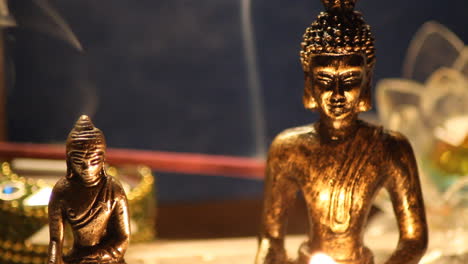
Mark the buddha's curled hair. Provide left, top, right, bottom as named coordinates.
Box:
left=300, top=2, right=375, bottom=72
left=66, top=115, right=106, bottom=153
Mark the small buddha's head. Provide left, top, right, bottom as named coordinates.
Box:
left=66, top=115, right=106, bottom=186
left=300, top=0, right=375, bottom=119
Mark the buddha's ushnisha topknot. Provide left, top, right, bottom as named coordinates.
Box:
left=321, top=0, right=357, bottom=13
left=66, top=115, right=106, bottom=153
left=300, top=0, right=375, bottom=72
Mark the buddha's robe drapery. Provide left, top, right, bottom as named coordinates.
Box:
left=62, top=176, right=129, bottom=264
left=326, top=126, right=383, bottom=234
left=297, top=125, right=384, bottom=264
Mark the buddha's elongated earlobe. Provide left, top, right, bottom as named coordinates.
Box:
left=303, top=92, right=318, bottom=111
left=66, top=159, right=73, bottom=179
left=358, top=67, right=373, bottom=112
left=303, top=74, right=318, bottom=111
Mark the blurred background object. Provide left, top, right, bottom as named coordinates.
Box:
left=0, top=0, right=82, bottom=141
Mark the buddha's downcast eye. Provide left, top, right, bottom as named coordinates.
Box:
left=315, top=72, right=334, bottom=86
left=90, top=157, right=102, bottom=166
left=342, top=77, right=361, bottom=87
left=317, top=77, right=333, bottom=85
left=71, top=157, right=83, bottom=165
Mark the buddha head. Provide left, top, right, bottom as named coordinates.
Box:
left=66, top=115, right=107, bottom=186
left=300, top=0, right=375, bottom=119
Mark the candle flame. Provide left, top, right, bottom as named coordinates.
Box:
left=309, top=253, right=337, bottom=264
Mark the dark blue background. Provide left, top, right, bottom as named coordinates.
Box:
left=6, top=0, right=468, bottom=202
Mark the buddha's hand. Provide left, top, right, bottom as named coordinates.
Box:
left=98, top=248, right=117, bottom=262
left=85, top=246, right=123, bottom=262
left=81, top=248, right=115, bottom=262
left=255, top=238, right=288, bottom=264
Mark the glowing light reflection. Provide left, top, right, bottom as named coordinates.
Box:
left=23, top=187, right=53, bottom=206
left=309, top=253, right=337, bottom=264
left=319, top=191, right=329, bottom=202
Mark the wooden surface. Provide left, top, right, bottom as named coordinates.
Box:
left=156, top=198, right=382, bottom=239
left=157, top=198, right=309, bottom=239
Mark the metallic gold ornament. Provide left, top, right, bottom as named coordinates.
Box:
left=48, top=115, right=130, bottom=264
left=255, top=2, right=428, bottom=264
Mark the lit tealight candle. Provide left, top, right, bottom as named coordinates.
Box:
left=309, top=253, right=337, bottom=264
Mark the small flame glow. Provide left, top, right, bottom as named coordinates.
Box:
left=309, top=253, right=337, bottom=264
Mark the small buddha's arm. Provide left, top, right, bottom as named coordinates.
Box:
left=384, top=135, right=428, bottom=264
left=47, top=189, right=64, bottom=264
left=98, top=183, right=130, bottom=261
left=255, top=141, right=298, bottom=264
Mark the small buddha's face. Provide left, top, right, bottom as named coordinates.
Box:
left=69, top=149, right=104, bottom=183
left=309, top=54, right=367, bottom=120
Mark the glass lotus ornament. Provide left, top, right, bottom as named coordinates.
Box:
left=377, top=21, right=468, bottom=193
left=375, top=21, right=468, bottom=264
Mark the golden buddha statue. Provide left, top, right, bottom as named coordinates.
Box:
left=48, top=115, right=130, bottom=264
left=255, top=1, right=428, bottom=264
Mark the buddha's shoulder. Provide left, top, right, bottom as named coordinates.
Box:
left=357, top=120, right=415, bottom=158
left=270, top=124, right=319, bottom=150
left=51, top=177, right=71, bottom=195
left=381, top=128, right=415, bottom=158
left=107, top=176, right=126, bottom=195
left=49, top=178, right=74, bottom=203
left=357, top=120, right=408, bottom=143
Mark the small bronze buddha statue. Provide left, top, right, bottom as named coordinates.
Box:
left=48, top=115, right=130, bottom=264
left=255, top=1, right=428, bottom=264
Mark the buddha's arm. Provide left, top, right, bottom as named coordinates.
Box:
left=100, top=186, right=130, bottom=261
left=384, top=135, right=428, bottom=264
left=47, top=190, right=64, bottom=264
left=255, top=142, right=298, bottom=264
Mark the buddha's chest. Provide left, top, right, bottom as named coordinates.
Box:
left=293, top=142, right=387, bottom=232
left=300, top=168, right=382, bottom=211
left=295, top=140, right=385, bottom=179
left=62, top=185, right=112, bottom=224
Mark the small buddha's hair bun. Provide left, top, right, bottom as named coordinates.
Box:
left=66, top=115, right=106, bottom=153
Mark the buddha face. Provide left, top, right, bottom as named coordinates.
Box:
left=307, top=54, right=368, bottom=120
left=69, top=148, right=104, bottom=184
